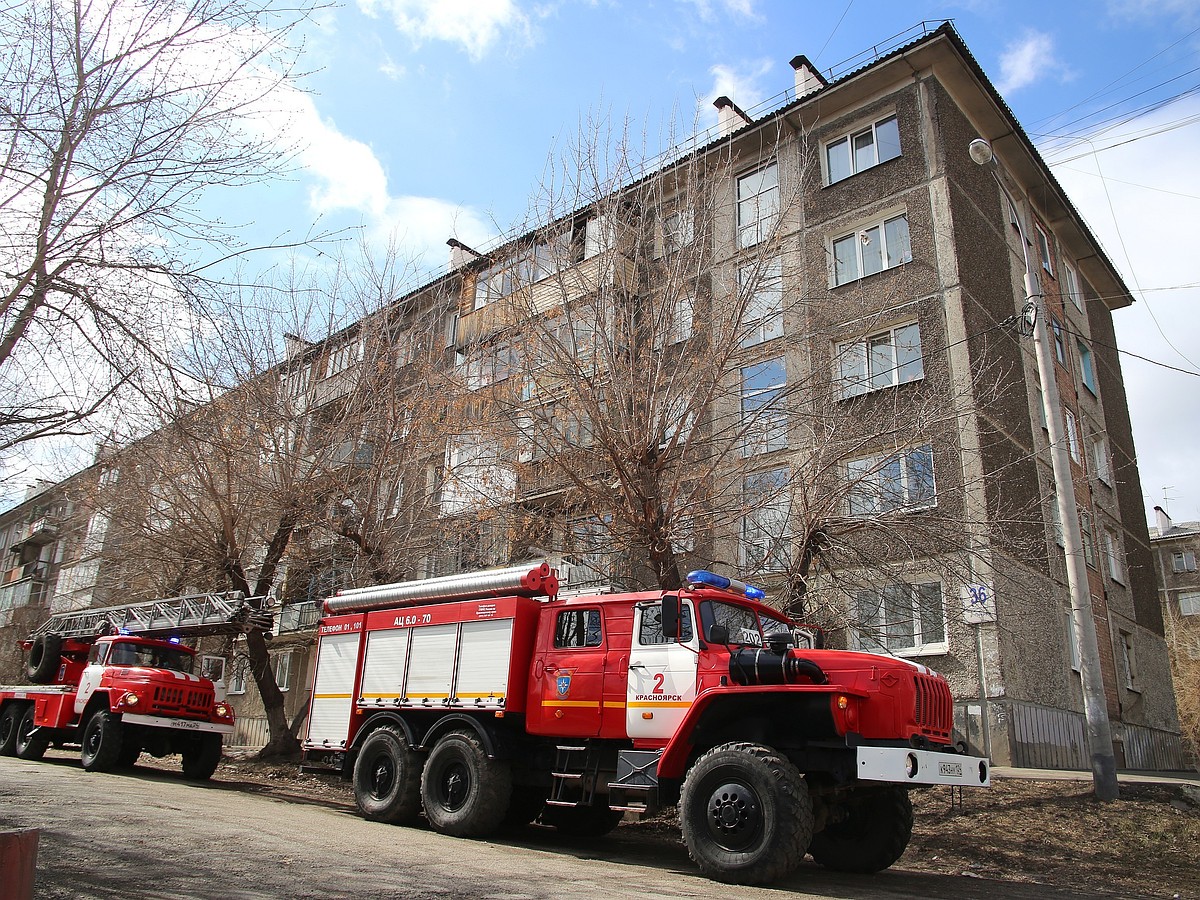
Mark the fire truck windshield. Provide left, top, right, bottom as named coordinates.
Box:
left=108, top=642, right=195, bottom=674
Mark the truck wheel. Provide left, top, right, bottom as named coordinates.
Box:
left=81, top=709, right=124, bottom=772
left=679, top=742, right=812, bottom=885
left=808, top=785, right=913, bottom=873
left=14, top=705, right=49, bottom=761
left=501, top=787, right=547, bottom=830
left=421, top=730, right=512, bottom=838
left=26, top=633, right=62, bottom=684
left=353, top=726, right=423, bottom=824
left=181, top=733, right=222, bottom=781
left=0, top=704, right=20, bottom=756
left=540, top=804, right=624, bottom=837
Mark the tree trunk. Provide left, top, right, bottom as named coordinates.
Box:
left=245, top=628, right=299, bottom=758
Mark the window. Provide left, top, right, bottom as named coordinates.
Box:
left=741, top=467, right=791, bottom=572
left=274, top=651, right=293, bottom=691
left=1091, top=435, right=1111, bottom=485
left=703, top=600, right=762, bottom=646
left=738, top=257, right=783, bottom=347
left=1051, top=318, right=1066, bottom=365
left=554, top=609, right=602, bottom=648
left=1081, top=511, right=1097, bottom=568
left=637, top=602, right=694, bottom=644
left=1063, top=262, right=1083, bottom=312
left=846, top=445, right=936, bottom=516
left=740, top=357, right=787, bottom=456
left=1036, top=223, right=1054, bottom=276
left=836, top=321, right=924, bottom=398
left=228, top=658, right=247, bottom=695
left=1104, top=527, right=1125, bottom=583
left=663, top=207, right=694, bottom=254
left=826, top=114, right=901, bottom=184
left=736, top=162, right=779, bottom=248
left=325, top=339, right=363, bottom=378
left=854, top=581, right=946, bottom=655
left=1078, top=340, right=1097, bottom=395
left=832, top=214, right=911, bottom=285
left=1064, top=408, right=1081, bottom=463
left=1120, top=630, right=1138, bottom=690
left=1173, top=551, right=1197, bottom=573
left=1179, top=591, right=1200, bottom=616
left=655, top=292, right=694, bottom=349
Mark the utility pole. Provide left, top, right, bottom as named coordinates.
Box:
left=970, top=139, right=1119, bottom=801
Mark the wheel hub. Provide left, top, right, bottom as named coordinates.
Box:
left=370, top=756, right=394, bottom=797
left=706, top=781, right=762, bottom=850
left=440, top=763, right=469, bottom=810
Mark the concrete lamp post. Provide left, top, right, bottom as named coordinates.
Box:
left=969, top=138, right=1119, bottom=801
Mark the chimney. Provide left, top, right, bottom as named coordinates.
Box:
left=713, top=96, right=753, bottom=137
left=283, top=332, right=312, bottom=360
left=789, top=55, right=828, bottom=98
left=1154, top=505, right=1173, bottom=536
left=447, top=238, right=483, bottom=270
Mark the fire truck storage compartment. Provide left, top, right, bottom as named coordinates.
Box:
left=307, top=620, right=363, bottom=747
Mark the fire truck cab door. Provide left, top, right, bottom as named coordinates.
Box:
left=74, top=643, right=110, bottom=715
left=626, top=600, right=698, bottom=740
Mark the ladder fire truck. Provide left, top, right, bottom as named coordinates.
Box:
left=302, top=563, right=990, bottom=885
left=0, top=592, right=269, bottom=779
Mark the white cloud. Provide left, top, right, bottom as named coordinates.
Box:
left=1049, top=95, right=1200, bottom=522
left=701, top=58, right=774, bottom=124
left=678, top=0, right=761, bottom=22
left=996, top=30, right=1071, bottom=96
left=357, top=0, right=532, bottom=60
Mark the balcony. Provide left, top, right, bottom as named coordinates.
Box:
left=277, top=600, right=320, bottom=633
left=11, top=515, right=60, bottom=550
left=2, top=561, right=43, bottom=586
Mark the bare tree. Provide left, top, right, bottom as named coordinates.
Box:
left=0, top=0, right=317, bottom=468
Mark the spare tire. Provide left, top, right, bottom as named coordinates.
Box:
left=26, top=633, right=63, bottom=684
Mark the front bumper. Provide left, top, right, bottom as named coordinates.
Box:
left=856, top=746, right=991, bottom=787
left=121, top=712, right=234, bottom=736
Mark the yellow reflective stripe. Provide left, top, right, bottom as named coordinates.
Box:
left=603, top=701, right=626, bottom=708
left=313, top=693, right=353, bottom=700
left=540, top=700, right=600, bottom=708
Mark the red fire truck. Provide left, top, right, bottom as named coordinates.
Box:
left=302, top=564, right=990, bottom=885
left=0, top=592, right=265, bottom=778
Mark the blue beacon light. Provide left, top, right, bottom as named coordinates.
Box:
left=686, top=569, right=766, bottom=601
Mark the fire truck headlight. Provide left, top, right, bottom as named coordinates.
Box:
left=214, top=702, right=232, bottom=719
left=119, top=692, right=140, bottom=708
left=905, top=753, right=920, bottom=779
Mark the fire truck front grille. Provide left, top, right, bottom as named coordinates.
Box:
left=151, top=685, right=212, bottom=717
left=913, top=674, right=953, bottom=740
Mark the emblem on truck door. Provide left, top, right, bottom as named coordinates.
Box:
left=556, top=671, right=573, bottom=699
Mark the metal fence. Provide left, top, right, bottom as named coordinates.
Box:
left=229, top=716, right=270, bottom=749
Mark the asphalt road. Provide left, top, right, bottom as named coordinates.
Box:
left=0, top=755, right=1103, bottom=900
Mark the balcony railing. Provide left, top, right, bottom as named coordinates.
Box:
left=277, top=600, right=320, bottom=634
left=12, top=515, right=59, bottom=549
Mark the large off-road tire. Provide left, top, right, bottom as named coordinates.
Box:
left=181, top=733, right=223, bottom=781
left=80, top=709, right=124, bottom=772
left=539, top=804, right=624, bottom=837
left=420, top=730, right=511, bottom=838
left=353, top=726, right=423, bottom=824
left=808, top=785, right=913, bottom=873
left=0, top=703, right=21, bottom=756
left=14, top=705, right=49, bottom=761
left=26, top=633, right=62, bottom=684
left=679, top=742, right=812, bottom=885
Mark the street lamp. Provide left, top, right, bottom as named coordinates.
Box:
left=969, top=138, right=1119, bottom=801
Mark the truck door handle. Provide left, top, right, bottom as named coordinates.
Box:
left=628, top=663, right=647, bottom=670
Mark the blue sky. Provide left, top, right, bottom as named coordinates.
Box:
left=25, top=0, right=1200, bottom=524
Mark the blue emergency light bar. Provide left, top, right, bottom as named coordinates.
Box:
left=686, top=570, right=766, bottom=601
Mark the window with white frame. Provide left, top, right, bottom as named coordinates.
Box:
left=740, top=357, right=788, bottom=456
left=1172, top=550, right=1197, bottom=573
left=1091, top=435, right=1111, bottom=484
left=1179, top=591, right=1200, bottom=616
left=1119, top=630, right=1138, bottom=690
left=662, top=207, right=695, bottom=254
left=1064, top=408, right=1081, bottom=463
left=854, top=581, right=946, bottom=655
left=832, top=214, right=911, bottom=285
left=228, top=657, right=248, bottom=694
left=738, top=257, right=783, bottom=347
left=736, top=162, right=779, bottom=249
left=1051, top=317, right=1066, bottom=365
left=1063, top=262, right=1083, bottom=311
left=654, top=291, right=694, bottom=349
left=825, top=114, right=901, bottom=184
left=740, top=467, right=790, bottom=572
left=1104, top=527, right=1125, bottom=583
left=1077, top=340, right=1097, bottom=395
left=846, top=445, right=936, bottom=516
left=325, top=338, right=363, bottom=378
left=273, top=651, right=293, bottom=691
left=836, top=321, right=924, bottom=398
left=1081, top=510, right=1097, bottom=568
left=1035, top=223, right=1054, bottom=276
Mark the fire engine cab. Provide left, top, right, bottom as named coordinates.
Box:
left=302, top=564, right=990, bottom=885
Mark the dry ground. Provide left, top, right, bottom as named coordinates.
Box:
left=156, top=754, right=1200, bottom=898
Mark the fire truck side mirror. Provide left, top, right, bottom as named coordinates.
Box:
left=661, top=595, right=680, bottom=640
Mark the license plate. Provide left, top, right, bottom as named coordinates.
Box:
left=939, top=761, right=963, bottom=778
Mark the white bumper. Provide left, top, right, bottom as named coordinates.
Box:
left=121, top=712, right=234, bottom=736
left=856, top=746, right=991, bottom=787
